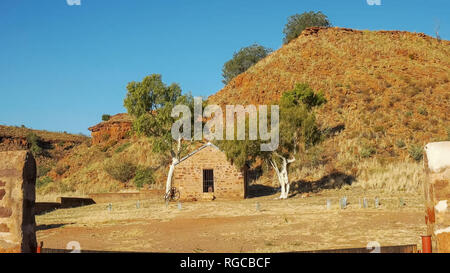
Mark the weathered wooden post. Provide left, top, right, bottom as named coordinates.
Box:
left=423, top=141, right=450, bottom=253
left=0, top=151, right=37, bottom=253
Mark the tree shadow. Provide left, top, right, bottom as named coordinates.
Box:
left=322, top=124, right=345, bottom=138
left=36, top=223, right=72, bottom=231
left=290, top=171, right=355, bottom=196
left=245, top=170, right=355, bottom=199
left=246, top=184, right=277, bottom=198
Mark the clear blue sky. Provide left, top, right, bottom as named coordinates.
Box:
left=1, top=0, right=448, bottom=135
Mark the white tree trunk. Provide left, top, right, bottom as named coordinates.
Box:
left=270, top=153, right=295, bottom=199
left=165, top=158, right=178, bottom=195
left=165, top=137, right=182, bottom=195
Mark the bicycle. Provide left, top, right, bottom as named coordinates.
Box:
left=163, top=187, right=180, bottom=202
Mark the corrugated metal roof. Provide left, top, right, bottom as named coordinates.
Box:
left=174, top=142, right=221, bottom=166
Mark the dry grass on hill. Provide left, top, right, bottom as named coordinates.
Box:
left=210, top=27, right=450, bottom=161
left=37, top=28, right=449, bottom=197
left=209, top=27, right=448, bottom=195
left=37, top=137, right=169, bottom=196
left=0, top=125, right=88, bottom=143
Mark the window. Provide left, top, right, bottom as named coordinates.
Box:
left=203, top=169, right=214, bottom=193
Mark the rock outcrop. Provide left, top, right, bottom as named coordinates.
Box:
left=88, top=113, right=133, bottom=145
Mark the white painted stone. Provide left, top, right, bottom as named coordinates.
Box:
left=424, top=142, right=450, bottom=173
left=435, top=200, right=448, bottom=213
left=435, top=226, right=450, bottom=235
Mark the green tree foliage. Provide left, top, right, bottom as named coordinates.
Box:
left=124, top=74, right=193, bottom=154
left=36, top=176, right=53, bottom=188
left=104, top=159, right=137, bottom=183
left=134, top=166, right=155, bottom=188
left=408, top=144, right=423, bottom=162
left=222, top=44, right=272, bottom=85
left=217, top=83, right=326, bottom=198
left=283, top=11, right=331, bottom=44
left=37, top=165, right=52, bottom=178
left=280, top=83, right=327, bottom=110
left=219, top=83, right=326, bottom=169
left=26, top=132, right=44, bottom=157
left=102, top=114, right=111, bottom=121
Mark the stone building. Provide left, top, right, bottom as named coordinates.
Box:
left=172, top=143, right=247, bottom=201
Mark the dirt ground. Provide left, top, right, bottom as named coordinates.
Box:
left=36, top=187, right=427, bottom=253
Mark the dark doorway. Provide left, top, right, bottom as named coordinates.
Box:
left=203, top=169, right=214, bottom=192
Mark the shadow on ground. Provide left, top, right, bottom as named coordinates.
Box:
left=247, top=171, right=356, bottom=198
left=291, top=171, right=355, bottom=196
left=36, top=223, right=72, bottom=231
left=247, top=184, right=277, bottom=198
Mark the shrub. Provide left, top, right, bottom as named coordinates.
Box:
left=37, top=165, right=52, bottom=177
left=374, top=125, right=385, bottom=135
left=115, top=142, right=131, bottom=153
left=395, top=139, right=406, bottom=149
left=26, top=132, right=44, bottom=156
left=55, top=164, right=70, bottom=176
left=104, top=160, right=137, bottom=183
left=222, top=44, right=272, bottom=85
left=417, top=107, right=428, bottom=116
left=283, top=11, right=331, bottom=44
left=36, top=176, right=53, bottom=188
left=102, top=114, right=111, bottom=121
left=133, top=167, right=155, bottom=188
left=30, top=144, right=44, bottom=157
left=360, top=145, right=376, bottom=158
left=408, top=144, right=423, bottom=162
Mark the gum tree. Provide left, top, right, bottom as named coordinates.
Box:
left=283, top=11, right=331, bottom=44
left=222, top=44, right=273, bottom=85
left=124, top=74, right=194, bottom=195
left=218, top=83, right=326, bottom=199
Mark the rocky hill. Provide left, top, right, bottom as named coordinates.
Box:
left=88, top=113, right=132, bottom=145
left=0, top=125, right=89, bottom=184
left=35, top=27, right=450, bottom=196
left=210, top=27, right=450, bottom=162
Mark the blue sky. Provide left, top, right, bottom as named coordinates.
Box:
left=0, top=0, right=448, bottom=135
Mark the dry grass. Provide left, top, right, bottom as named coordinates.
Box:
left=0, top=125, right=88, bottom=143
left=356, top=161, right=423, bottom=192
left=210, top=27, right=450, bottom=162
left=36, top=187, right=425, bottom=252
left=37, top=137, right=168, bottom=195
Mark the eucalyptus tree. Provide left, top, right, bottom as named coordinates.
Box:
left=218, top=83, right=326, bottom=199
left=124, top=74, right=194, bottom=195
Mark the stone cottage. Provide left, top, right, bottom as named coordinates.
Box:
left=172, top=143, right=247, bottom=201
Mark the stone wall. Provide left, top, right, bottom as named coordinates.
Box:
left=89, top=190, right=164, bottom=203
left=424, top=141, right=450, bottom=253
left=172, top=145, right=246, bottom=201
left=0, top=151, right=37, bottom=253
